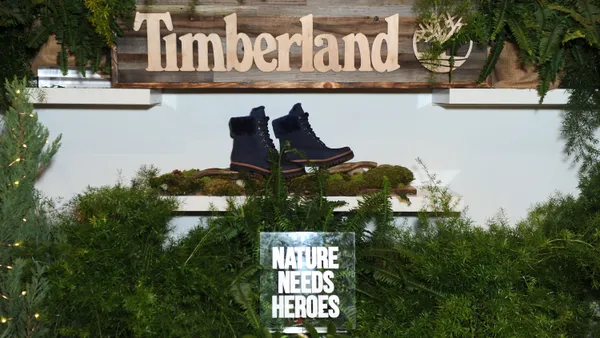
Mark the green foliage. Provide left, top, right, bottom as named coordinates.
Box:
left=413, top=0, right=600, bottom=172
left=0, top=0, right=136, bottom=104
left=0, top=2, right=47, bottom=110
left=187, top=0, right=200, bottom=19
left=472, top=0, right=600, bottom=100
left=0, top=77, right=61, bottom=337
left=83, top=0, right=136, bottom=46
left=36, top=150, right=600, bottom=337
left=412, top=0, right=489, bottom=84
left=33, top=0, right=122, bottom=75
left=45, top=183, right=178, bottom=337
left=560, top=41, right=600, bottom=174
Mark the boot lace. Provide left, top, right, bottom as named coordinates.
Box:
left=299, top=113, right=326, bottom=147
left=257, top=117, right=277, bottom=151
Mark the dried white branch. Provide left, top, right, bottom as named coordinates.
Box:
left=414, top=12, right=467, bottom=44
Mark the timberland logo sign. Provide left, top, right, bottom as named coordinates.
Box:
left=259, top=232, right=355, bottom=334
left=112, top=2, right=487, bottom=89
left=135, top=12, right=400, bottom=73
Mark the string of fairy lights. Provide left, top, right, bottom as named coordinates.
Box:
left=1, top=88, right=42, bottom=330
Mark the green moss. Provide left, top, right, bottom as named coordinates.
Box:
left=351, top=173, right=366, bottom=183
left=149, top=164, right=414, bottom=197
left=149, top=170, right=207, bottom=195
left=242, top=176, right=267, bottom=195
left=326, top=174, right=360, bottom=196
left=288, top=174, right=320, bottom=195
left=362, top=165, right=414, bottom=189
left=203, top=179, right=244, bottom=196
left=182, top=169, right=200, bottom=177
left=328, top=173, right=344, bottom=182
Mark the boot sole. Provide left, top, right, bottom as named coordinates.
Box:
left=290, top=150, right=355, bottom=169
left=230, top=161, right=306, bottom=179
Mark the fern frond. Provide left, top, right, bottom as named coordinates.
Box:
left=538, top=22, right=565, bottom=64
left=303, top=323, right=320, bottom=337
left=548, top=4, right=589, bottom=26
left=231, top=283, right=261, bottom=330
left=578, top=0, right=600, bottom=46
left=491, top=0, right=513, bottom=40
left=231, top=264, right=260, bottom=286
left=583, top=25, right=600, bottom=46
left=508, top=16, right=533, bottom=55
left=58, top=47, right=68, bottom=75
left=27, top=24, right=51, bottom=49
left=477, top=34, right=505, bottom=83
left=563, top=29, right=586, bottom=43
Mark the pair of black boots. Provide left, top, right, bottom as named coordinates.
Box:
left=228, top=103, right=354, bottom=178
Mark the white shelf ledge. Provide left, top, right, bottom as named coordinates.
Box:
left=172, top=194, right=463, bottom=214
left=27, top=88, right=162, bottom=107
left=433, top=88, right=569, bottom=108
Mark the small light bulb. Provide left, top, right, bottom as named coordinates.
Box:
left=14, top=181, right=19, bottom=186
left=6, top=266, right=12, bottom=270
left=16, top=89, right=20, bottom=94
left=29, top=114, right=34, bottom=117
left=34, top=313, right=39, bottom=319
left=22, top=218, right=27, bottom=222
left=45, top=140, right=48, bottom=144
left=15, top=158, right=20, bottom=162
left=1, top=317, right=7, bottom=323
left=21, top=291, right=26, bottom=296
left=14, top=242, right=20, bottom=246
left=22, top=144, right=27, bottom=148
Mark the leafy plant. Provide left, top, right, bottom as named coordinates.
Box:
left=0, top=77, right=61, bottom=338
left=412, top=0, right=488, bottom=84
left=474, top=0, right=600, bottom=100
left=83, top=0, right=136, bottom=46
left=0, top=1, right=48, bottom=110
left=560, top=40, right=600, bottom=174
left=0, top=0, right=137, bottom=101
left=45, top=182, right=178, bottom=337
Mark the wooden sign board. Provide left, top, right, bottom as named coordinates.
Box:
left=112, top=0, right=490, bottom=89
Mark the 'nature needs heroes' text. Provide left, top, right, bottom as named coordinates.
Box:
left=271, top=246, right=340, bottom=319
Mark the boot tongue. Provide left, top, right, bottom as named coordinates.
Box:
left=289, top=103, right=305, bottom=116
left=250, top=106, right=266, bottom=119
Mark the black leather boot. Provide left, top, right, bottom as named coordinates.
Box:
left=272, top=103, right=354, bottom=168
left=229, top=106, right=306, bottom=178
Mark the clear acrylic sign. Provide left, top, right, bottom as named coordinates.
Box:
left=259, top=232, right=356, bottom=334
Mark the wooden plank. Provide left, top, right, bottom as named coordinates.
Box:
left=210, top=67, right=482, bottom=82
left=118, top=69, right=215, bottom=82
left=115, top=52, right=487, bottom=71
left=136, top=0, right=408, bottom=5
left=119, top=15, right=418, bottom=39
left=136, top=4, right=414, bottom=17
left=115, top=1, right=491, bottom=89
left=138, top=0, right=407, bottom=4
left=116, top=62, right=484, bottom=84
left=114, top=81, right=489, bottom=89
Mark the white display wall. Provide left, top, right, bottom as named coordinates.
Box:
left=33, top=89, right=579, bottom=236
